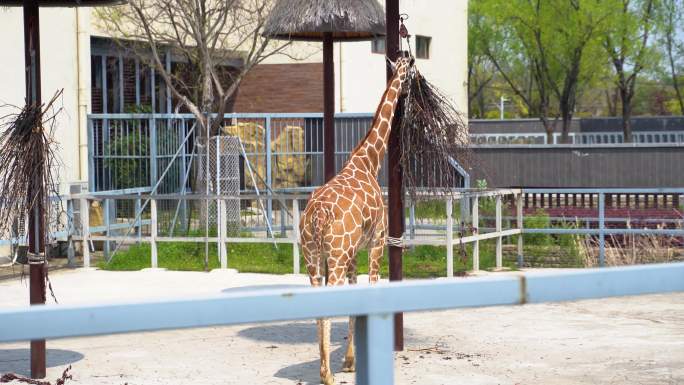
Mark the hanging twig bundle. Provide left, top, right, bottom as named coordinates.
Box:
left=398, top=67, right=470, bottom=199
left=0, top=90, right=63, bottom=243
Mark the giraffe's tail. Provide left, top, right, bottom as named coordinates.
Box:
left=311, top=202, right=333, bottom=284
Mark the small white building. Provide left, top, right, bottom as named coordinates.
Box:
left=0, top=1, right=468, bottom=191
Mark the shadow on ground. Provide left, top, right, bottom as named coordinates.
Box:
left=0, top=348, right=84, bottom=376
left=221, top=284, right=310, bottom=295
left=238, top=321, right=349, bottom=344
left=239, top=320, right=422, bottom=384
left=275, top=345, right=349, bottom=385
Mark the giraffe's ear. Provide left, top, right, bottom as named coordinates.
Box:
left=386, top=56, right=397, bottom=72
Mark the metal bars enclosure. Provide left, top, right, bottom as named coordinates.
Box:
left=87, top=113, right=469, bottom=195
left=1, top=263, right=683, bottom=385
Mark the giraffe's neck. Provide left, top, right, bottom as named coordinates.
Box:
left=347, top=73, right=403, bottom=176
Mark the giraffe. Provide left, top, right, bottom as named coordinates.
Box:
left=299, top=56, right=414, bottom=385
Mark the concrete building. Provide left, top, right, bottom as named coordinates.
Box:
left=0, top=1, right=468, bottom=191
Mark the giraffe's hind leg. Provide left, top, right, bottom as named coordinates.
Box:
left=342, top=260, right=357, bottom=373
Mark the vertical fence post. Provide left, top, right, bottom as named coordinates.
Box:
left=103, top=199, right=111, bottom=260
left=496, top=194, right=502, bottom=270
left=218, top=198, right=227, bottom=269
left=354, top=313, right=394, bottom=385
left=87, top=118, right=95, bottom=192
left=66, top=199, right=75, bottom=267
left=517, top=192, right=524, bottom=268
left=265, top=117, right=273, bottom=235
left=180, top=117, right=188, bottom=229
left=150, top=198, right=158, bottom=268
left=446, top=197, right=453, bottom=278
left=598, top=192, right=605, bottom=267
left=216, top=137, right=227, bottom=269
left=472, top=196, right=479, bottom=272
left=280, top=206, right=286, bottom=237
left=292, top=199, right=300, bottom=274
left=409, top=198, right=416, bottom=250
left=149, top=116, right=158, bottom=187
left=136, top=193, right=142, bottom=242
left=80, top=198, right=90, bottom=268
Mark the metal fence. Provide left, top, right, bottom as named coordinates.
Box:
left=1, top=263, right=683, bottom=385
left=65, top=189, right=520, bottom=276
left=9, top=187, right=673, bottom=276
left=2, top=187, right=682, bottom=273
left=87, top=112, right=469, bottom=194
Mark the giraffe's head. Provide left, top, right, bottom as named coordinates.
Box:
left=387, top=55, right=415, bottom=93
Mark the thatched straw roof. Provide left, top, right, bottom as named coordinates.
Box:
left=2, top=0, right=125, bottom=6
left=263, top=0, right=386, bottom=42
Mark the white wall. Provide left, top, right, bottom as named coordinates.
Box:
left=0, top=7, right=88, bottom=193
left=337, top=0, right=468, bottom=115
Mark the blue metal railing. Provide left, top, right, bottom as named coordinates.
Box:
left=1, top=263, right=683, bottom=384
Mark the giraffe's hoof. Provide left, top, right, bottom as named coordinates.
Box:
left=342, top=357, right=355, bottom=372
left=321, top=372, right=335, bottom=385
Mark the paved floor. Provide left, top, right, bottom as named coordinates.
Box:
left=1, top=268, right=683, bottom=385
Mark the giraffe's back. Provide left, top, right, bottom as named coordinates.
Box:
left=300, top=169, right=385, bottom=279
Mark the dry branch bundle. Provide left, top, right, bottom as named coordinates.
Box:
left=399, top=66, right=471, bottom=199
left=0, top=90, right=62, bottom=244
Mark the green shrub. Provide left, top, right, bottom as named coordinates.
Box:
left=522, top=209, right=554, bottom=246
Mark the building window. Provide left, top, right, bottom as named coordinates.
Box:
left=415, top=35, right=431, bottom=59
left=371, top=38, right=385, bottom=54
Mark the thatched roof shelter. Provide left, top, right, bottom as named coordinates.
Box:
left=263, top=0, right=386, bottom=182
left=263, top=0, right=385, bottom=42
left=2, top=0, right=124, bottom=6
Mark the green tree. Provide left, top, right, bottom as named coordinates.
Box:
left=471, top=0, right=608, bottom=143
left=658, top=0, right=684, bottom=114
left=602, top=0, right=658, bottom=142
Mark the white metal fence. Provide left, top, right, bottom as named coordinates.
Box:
left=1, top=263, right=683, bottom=385
left=2, top=187, right=682, bottom=275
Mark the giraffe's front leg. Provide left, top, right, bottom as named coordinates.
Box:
left=367, top=242, right=384, bottom=284
left=342, top=264, right=357, bottom=373
left=317, top=317, right=334, bottom=385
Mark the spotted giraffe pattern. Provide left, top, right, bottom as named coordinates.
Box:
left=299, top=57, right=413, bottom=385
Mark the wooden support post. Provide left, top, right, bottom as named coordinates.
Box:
left=24, top=0, right=46, bottom=377
left=323, top=33, right=335, bottom=182
left=386, top=0, right=403, bottom=352
left=150, top=198, right=158, bottom=268
left=446, top=198, right=453, bottom=277
left=472, top=196, right=480, bottom=272
left=292, top=199, right=300, bottom=274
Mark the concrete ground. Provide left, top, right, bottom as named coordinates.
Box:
left=1, top=268, right=683, bottom=385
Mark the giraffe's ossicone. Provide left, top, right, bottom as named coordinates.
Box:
left=299, top=56, right=414, bottom=385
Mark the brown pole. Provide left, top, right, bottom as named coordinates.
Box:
left=323, top=33, right=335, bottom=182
left=24, top=0, right=47, bottom=379
left=386, top=0, right=404, bottom=352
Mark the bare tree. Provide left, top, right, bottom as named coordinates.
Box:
left=96, top=0, right=293, bottom=138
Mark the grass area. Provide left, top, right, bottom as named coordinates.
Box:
left=99, top=209, right=582, bottom=276
left=98, top=239, right=524, bottom=278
